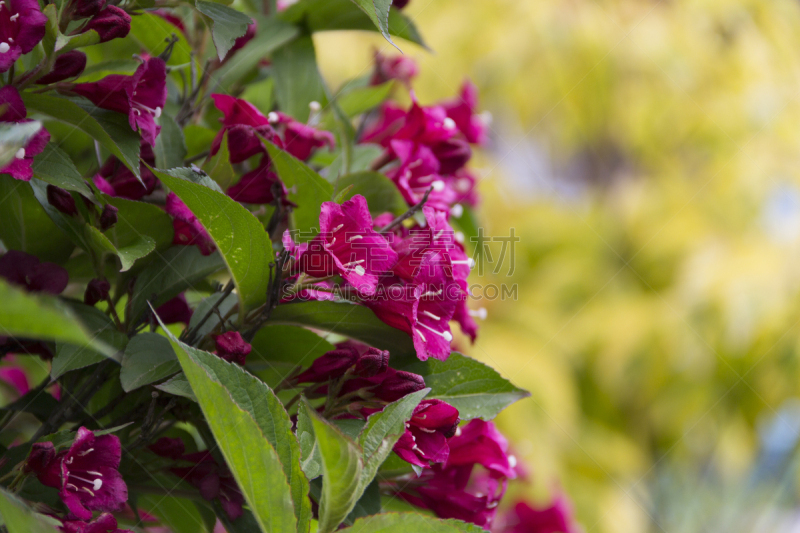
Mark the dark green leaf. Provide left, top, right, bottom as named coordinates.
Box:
left=271, top=36, right=325, bottom=122
left=0, top=387, right=59, bottom=422
left=51, top=302, right=127, bottom=379
left=302, top=400, right=363, bottom=533
left=84, top=224, right=156, bottom=272
left=154, top=373, right=197, bottom=401
left=23, top=93, right=141, bottom=178
left=31, top=143, right=93, bottom=197
left=162, top=323, right=308, bottom=533
left=264, top=140, right=333, bottom=238
left=152, top=166, right=275, bottom=317
left=187, top=292, right=238, bottom=341
left=400, top=352, right=530, bottom=420
left=202, top=132, right=236, bottom=190
left=104, top=195, right=175, bottom=257
left=137, top=494, right=210, bottom=533
left=120, top=332, right=179, bottom=392
left=196, top=1, right=253, bottom=61
left=268, top=301, right=415, bottom=357
left=343, top=479, right=380, bottom=526
left=154, top=113, right=188, bottom=170
left=127, top=246, right=225, bottom=328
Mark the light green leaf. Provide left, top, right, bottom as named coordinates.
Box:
left=264, top=140, right=333, bottom=239
left=85, top=224, right=156, bottom=272
left=335, top=172, right=407, bottom=215
left=357, top=388, right=428, bottom=486
left=196, top=1, right=253, bottom=61
left=202, top=132, right=236, bottom=190
left=51, top=302, right=127, bottom=379
left=160, top=321, right=307, bottom=533
left=31, top=143, right=94, bottom=197
left=268, top=301, right=415, bottom=357
left=137, top=494, right=212, bottom=533
left=130, top=13, right=194, bottom=70
left=127, top=246, right=225, bottom=328
left=104, top=195, right=175, bottom=256
left=0, top=121, right=42, bottom=169
left=302, top=400, right=363, bottom=533
left=297, top=407, right=322, bottom=480
left=152, top=166, right=274, bottom=318
left=348, top=0, right=393, bottom=46
left=23, top=93, right=141, bottom=178
left=337, top=81, right=393, bottom=118
left=154, top=113, right=188, bottom=170
left=340, top=513, right=488, bottom=532
left=271, top=36, right=326, bottom=122
left=0, top=280, right=114, bottom=358
left=400, top=352, right=530, bottom=420
left=0, top=488, right=61, bottom=533
left=120, top=332, right=179, bottom=392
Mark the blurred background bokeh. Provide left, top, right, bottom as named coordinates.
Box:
left=311, top=0, right=800, bottom=532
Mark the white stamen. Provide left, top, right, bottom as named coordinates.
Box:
left=415, top=328, right=427, bottom=342
left=93, top=478, right=103, bottom=491
left=308, top=101, right=321, bottom=112
left=344, top=259, right=365, bottom=266
left=434, top=229, right=444, bottom=240
left=452, top=258, right=476, bottom=269
left=14, top=147, right=25, bottom=159
left=455, top=231, right=465, bottom=243
left=86, top=471, right=103, bottom=477
left=154, top=106, right=162, bottom=118
left=418, top=427, right=436, bottom=433
left=133, top=108, right=141, bottom=116
left=418, top=322, right=453, bottom=341
left=348, top=235, right=363, bottom=242
left=421, top=290, right=442, bottom=298
left=66, top=483, right=79, bottom=491
left=354, top=265, right=366, bottom=276
left=454, top=426, right=462, bottom=437
left=268, top=112, right=279, bottom=123
left=469, top=307, right=488, bottom=320
left=327, top=237, right=336, bottom=246
left=7, top=37, right=12, bottom=43
left=450, top=204, right=463, bottom=218
left=77, top=448, right=94, bottom=456
left=431, top=180, right=445, bottom=192
left=332, top=224, right=344, bottom=232
left=80, top=487, right=95, bottom=496
left=443, top=117, right=456, bottom=130
left=508, top=455, right=517, bottom=468
left=422, top=310, right=441, bottom=321
left=9, top=12, right=19, bottom=21
left=456, top=177, right=471, bottom=193
left=0, top=43, right=8, bottom=54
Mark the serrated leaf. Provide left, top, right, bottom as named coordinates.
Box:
left=196, top=1, right=253, bottom=61
left=31, top=143, right=93, bottom=197
left=22, top=93, right=141, bottom=178
left=120, top=332, right=179, bottom=391
left=264, top=140, right=333, bottom=239
left=302, top=400, right=363, bottom=533
left=400, top=352, right=530, bottom=420
left=348, top=0, right=394, bottom=46
left=152, top=166, right=274, bottom=318
left=271, top=36, right=325, bottom=122
left=0, top=279, right=114, bottom=358
left=51, top=302, right=126, bottom=379
left=159, top=319, right=308, bottom=533
left=154, top=113, right=187, bottom=170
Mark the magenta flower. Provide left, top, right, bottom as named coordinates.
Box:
left=37, top=51, right=87, bottom=85
left=151, top=9, right=185, bottom=33
left=0, top=250, right=68, bottom=295
left=0, top=0, right=47, bottom=73
left=496, top=497, right=579, bottom=533
left=393, top=399, right=459, bottom=468
left=0, top=358, right=29, bottom=396
left=93, top=142, right=158, bottom=200
left=60, top=513, right=133, bottom=533
left=210, top=94, right=279, bottom=164
left=155, top=293, right=193, bottom=325
left=84, top=278, right=111, bottom=306
left=165, top=192, right=216, bottom=256
left=37, top=427, right=128, bottom=520
left=171, top=452, right=244, bottom=521
left=227, top=20, right=256, bottom=58
left=0, top=86, right=50, bottom=181
left=268, top=111, right=335, bottom=161
left=384, top=140, right=462, bottom=211
left=66, top=0, right=105, bottom=20
left=82, top=5, right=131, bottom=43
left=371, top=51, right=418, bottom=87
left=297, top=195, right=397, bottom=295
left=213, top=331, right=251, bottom=366
left=148, top=436, right=185, bottom=460
left=227, top=156, right=290, bottom=205
left=71, top=57, right=167, bottom=145
left=295, top=345, right=390, bottom=385
left=442, top=81, right=490, bottom=146
left=447, top=419, right=517, bottom=479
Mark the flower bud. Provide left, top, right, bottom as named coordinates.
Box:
left=36, top=51, right=87, bottom=85
left=353, top=347, right=389, bottom=377
left=83, top=6, right=131, bottom=43
left=148, top=437, right=185, bottom=460
left=432, top=138, right=472, bottom=174
left=69, top=0, right=106, bottom=19
left=295, top=347, right=360, bottom=383
left=213, top=331, right=252, bottom=366
left=46, top=185, right=77, bottom=216
left=84, top=278, right=110, bottom=306
left=25, top=442, right=56, bottom=486
left=377, top=370, right=426, bottom=402
left=99, top=203, right=118, bottom=231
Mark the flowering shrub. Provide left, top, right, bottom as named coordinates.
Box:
left=0, top=0, right=577, bottom=532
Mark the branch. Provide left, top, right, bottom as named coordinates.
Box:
left=379, top=186, right=434, bottom=234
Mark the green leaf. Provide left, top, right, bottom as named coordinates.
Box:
left=130, top=13, right=194, bottom=68
left=400, top=353, right=530, bottom=420
left=343, top=479, right=380, bottom=526
left=187, top=292, right=238, bottom=341
left=264, top=140, right=333, bottom=239
left=202, top=132, right=236, bottom=190
left=51, top=302, right=127, bottom=379
left=297, top=407, right=322, bottom=480
left=195, top=1, right=253, bottom=61
left=152, top=166, right=275, bottom=318
left=302, top=400, right=363, bottom=533
left=0, top=121, right=42, bottom=169
left=211, top=16, right=298, bottom=93
left=268, top=301, right=415, bottom=357
left=154, top=373, right=197, bottom=401
left=271, top=36, right=326, bottom=122
left=0, top=279, right=114, bottom=358
left=22, top=93, right=141, bottom=178
left=29, top=179, right=93, bottom=253
left=335, top=172, right=407, bottom=215
left=248, top=324, right=335, bottom=388
left=104, top=195, right=175, bottom=256
left=348, top=0, right=394, bottom=46
left=154, top=113, right=188, bottom=170
left=138, top=494, right=212, bottom=533
left=337, top=81, right=394, bottom=118
left=0, top=488, right=61, bottom=533
left=31, top=143, right=94, bottom=197
left=161, top=322, right=308, bottom=533
left=85, top=224, right=156, bottom=272
left=120, top=332, right=179, bottom=392
left=0, top=176, right=74, bottom=263
left=127, top=246, right=225, bottom=328
left=0, top=387, right=60, bottom=421
left=357, top=388, right=428, bottom=486
left=340, top=513, right=488, bottom=532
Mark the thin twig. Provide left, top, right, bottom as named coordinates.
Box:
left=181, top=280, right=235, bottom=345
left=379, top=186, right=434, bottom=233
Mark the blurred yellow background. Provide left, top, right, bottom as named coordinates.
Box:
left=314, top=1, right=800, bottom=531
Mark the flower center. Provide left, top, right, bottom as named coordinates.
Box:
left=132, top=102, right=162, bottom=118
left=67, top=470, right=104, bottom=496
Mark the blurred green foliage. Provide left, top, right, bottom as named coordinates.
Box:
left=314, top=0, right=800, bottom=531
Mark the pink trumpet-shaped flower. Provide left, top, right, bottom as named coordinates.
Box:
left=0, top=86, right=50, bottom=181
left=0, top=0, right=47, bottom=73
